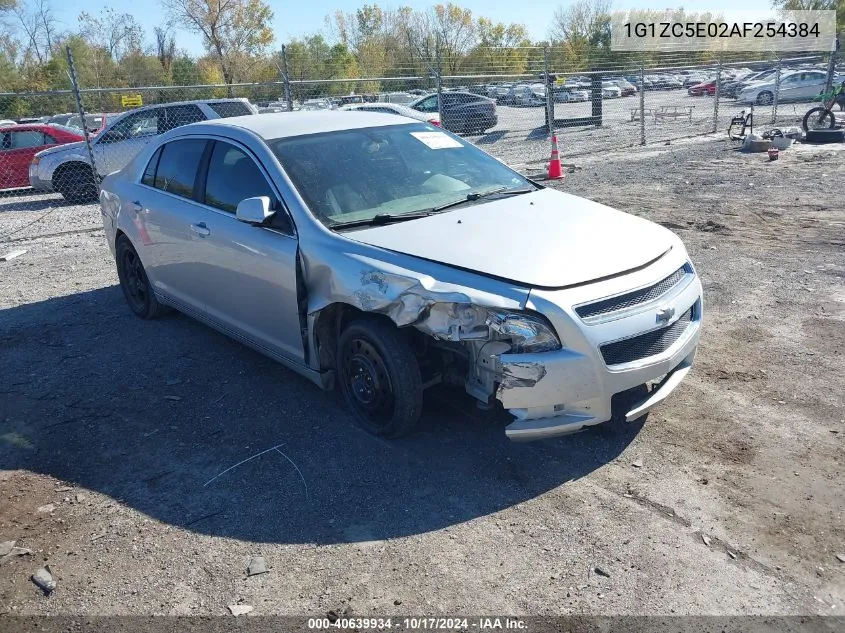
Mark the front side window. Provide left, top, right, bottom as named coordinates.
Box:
left=204, top=142, right=276, bottom=213
left=153, top=139, right=207, bottom=198
left=270, top=123, right=534, bottom=228
left=413, top=96, right=437, bottom=113
left=107, top=110, right=160, bottom=142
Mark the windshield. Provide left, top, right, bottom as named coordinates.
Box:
left=270, top=123, right=535, bottom=228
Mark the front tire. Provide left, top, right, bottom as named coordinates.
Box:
left=338, top=318, right=423, bottom=438
left=115, top=235, right=170, bottom=319
left=802, top=107, right=836, bottom=132
left=53, top=164, right=98, bottom=204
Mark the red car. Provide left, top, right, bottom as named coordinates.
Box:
left=0, top=124, right=84, bottom=190
left=687, top=80, right=717, bottom=96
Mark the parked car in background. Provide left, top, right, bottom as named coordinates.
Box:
left=99, top=111, right=702, bottom=441
left=30, top=98, right=257, bottom=202
left=1, top=124, right=84, bottom=190
left=301, top=98, right=333, bottom=111
left=601, top=81, right=622, bottom=99
left=16, top=117, right=44, bottom=124
left=377, top=92, right=415, bottom=105
left=342, top=102, right=440, bottom=126
left=410, top=92, right=497, bottom=134
left=687, top=80, right=717, bottom=96
left=625, top=75, right=652, bottom=91
left=491, top=84, right=514, bottom=104
left=553, top=86, right=589, bottom=103
left=515, top=84, right=547, bottom=107
left=737, top=70, right=830, bottom=105
left=0, top=120, right=16, bottom=128
left=608, top=78, right=637, bottom=96
left=67, top=112, right=114, bottom=135
left=723, top=68, right=779, bottom=98
left=46, top=113, right=75, bottom=126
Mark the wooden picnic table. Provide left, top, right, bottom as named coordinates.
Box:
left=653, top=105, right=695, bottom=121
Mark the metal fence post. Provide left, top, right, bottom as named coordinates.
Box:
left=822, top=35, right=839, bottom=95
left=435, top=52, right=444, bottom=126
left=544, top=47, right=554, bottom=135
left=639, top=60, right=646, bottom=145
left=281, top=44, right=293, bottom=111
left=65, top=45, right=99, bottom=186
left=713, top=59, right=722, bottom=133
left=772, top=56, right=782, bottom=124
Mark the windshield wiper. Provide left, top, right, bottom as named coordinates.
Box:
left=331, top=211, right=435, bottom=230
left=429, top=187, right=535, bottom=213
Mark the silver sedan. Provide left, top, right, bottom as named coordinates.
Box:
left=100, top=111, right=701, bottom=440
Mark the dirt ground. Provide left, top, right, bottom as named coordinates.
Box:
left=0, top=134, right=843, bottom=618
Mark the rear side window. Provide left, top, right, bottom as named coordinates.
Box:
left=162, top=105, right=205, bottom=133
left=208, top=102, right=252, bottom=118
left=142, top=146, right=163, bottom=187
left=11, top=131, right=46, bottom=148
left=153, top=139, right=207, bottom=198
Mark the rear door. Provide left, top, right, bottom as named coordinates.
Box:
left=132, top=137, right=211, bottom=314
left=797, top=71, right=827, bottom=100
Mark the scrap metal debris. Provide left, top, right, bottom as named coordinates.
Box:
left=247, top=556, right=267, bottom=577
left=0, top=541, right=32, bottom=565
left=227, top=604, right=254, bottom=616
left=0, top=249, right=26, bottom=262
left=31, top=566, right=56, bottom=594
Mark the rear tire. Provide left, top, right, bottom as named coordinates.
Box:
left=53, top=164, right=99, bottom=203
left=115, top=235, right=170, bottom=319
left=802, top=107, right=836, bottom=132
left=337, top=318, right=423, bottom=438
left=756, top=91, right=774, bottom=106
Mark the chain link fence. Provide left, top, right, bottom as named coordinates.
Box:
left=0, top=45, right=841, bottom=241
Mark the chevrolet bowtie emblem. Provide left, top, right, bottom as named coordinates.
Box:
left=656, top=307, right=676, bottom=323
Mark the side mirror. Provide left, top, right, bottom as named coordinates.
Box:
left=236, top=196, right=275, bottom=225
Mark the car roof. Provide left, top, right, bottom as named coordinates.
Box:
left=198, top=111, right=420, bottom=139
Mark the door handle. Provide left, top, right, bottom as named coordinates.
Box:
left=131, top=200, right=142, bottom=212
left=190, top=222, right=210, bottom=237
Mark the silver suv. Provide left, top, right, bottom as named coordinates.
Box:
left=30, top=98, right=257, bottom=202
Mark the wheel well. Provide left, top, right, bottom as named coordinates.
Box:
left=115, top=228, right=127, bottom=248
left=52, top=161, right=94, bottom=189
left=313, top=304, right=428, bottom=372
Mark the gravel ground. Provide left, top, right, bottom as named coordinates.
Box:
left=0, top=134, right=843, bottom=618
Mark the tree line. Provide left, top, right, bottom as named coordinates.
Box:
left=0, top=0, right=840, bottom=109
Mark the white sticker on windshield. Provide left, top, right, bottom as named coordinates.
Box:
left=410, top=131, right=463, bottom=149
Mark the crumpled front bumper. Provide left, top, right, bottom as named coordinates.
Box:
left=496, top=255, right=703, bottom=441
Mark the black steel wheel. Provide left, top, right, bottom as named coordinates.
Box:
left=115, top=235, right=169, bottom=319
left=338, top=318, right=423, bottom=438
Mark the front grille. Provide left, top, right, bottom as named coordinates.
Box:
left=575, top=263, right=692, bottom=320
left=600, top=306, right=694, bottom=366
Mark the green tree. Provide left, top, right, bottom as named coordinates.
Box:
left=161, top=0, right=274, bottom=87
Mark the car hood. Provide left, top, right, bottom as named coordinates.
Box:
left=346, top=188, right=675, bottom=289
left=36, top=140, right=86, bottom=157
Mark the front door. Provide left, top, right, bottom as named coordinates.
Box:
left=186, top=139, right=304, bottom=362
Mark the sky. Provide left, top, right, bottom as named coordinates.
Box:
left=53, top=0, right=777, bottom=56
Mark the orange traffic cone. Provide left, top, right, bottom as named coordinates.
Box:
left=547, top=135, right=564, bottom=180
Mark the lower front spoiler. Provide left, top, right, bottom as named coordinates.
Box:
left=504, top=357, right=693, bottom=442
